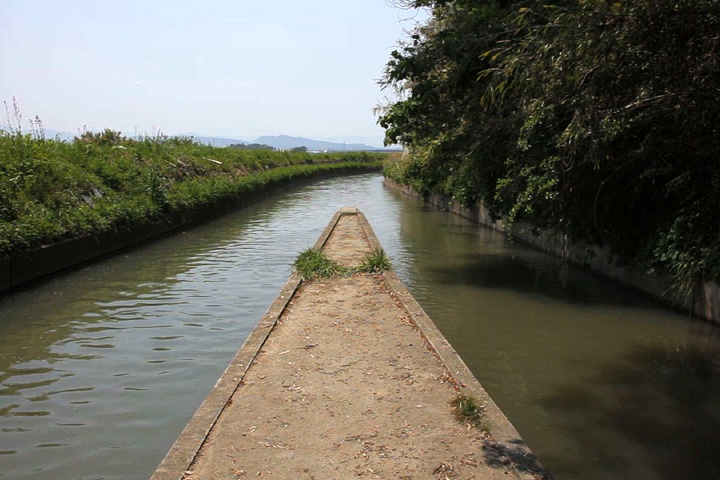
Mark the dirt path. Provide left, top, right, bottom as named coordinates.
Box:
left=183, top=213, right=529, bottom=480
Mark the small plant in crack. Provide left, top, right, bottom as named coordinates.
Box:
left=452, top=394, right=491, bottom=434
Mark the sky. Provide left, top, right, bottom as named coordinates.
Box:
left=0, top=0, right=427, bottom=146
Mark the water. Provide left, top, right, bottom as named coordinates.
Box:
left=1, top=173, right=719, bottom=479
left=390, top=202, right=720, bottom=480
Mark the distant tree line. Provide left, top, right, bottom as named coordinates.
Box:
left=229, top=144, right=308, bottom=153
left=229, top=143, right=277, bottom=151
left=380, top=0, right=720, bottom=291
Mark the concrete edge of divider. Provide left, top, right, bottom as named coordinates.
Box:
left=355, top=211, right=554, bottom=480
left=150, top=210, right=346, bottom=480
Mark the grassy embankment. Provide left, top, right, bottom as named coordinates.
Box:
left=0, top=129, right=384, bottom=256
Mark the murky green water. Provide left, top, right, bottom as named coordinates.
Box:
left=1, top=173, right=719, bottom=480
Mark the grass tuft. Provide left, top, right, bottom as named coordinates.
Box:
left=357, top=248, right=392, bottom=273
left=294, top=248, right=393, bottom=280
left=293, top=249, right=349, bottom=280
left=452, top=394, right=491, bottom=434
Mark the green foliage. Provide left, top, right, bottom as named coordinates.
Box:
left=76, top=128, right=127, bottom=146
left=294, top=247, right=393, bottom=279
left=0, top=130, right=383, bottom=255
left=293, top=249, right=349, bottom=279
left=357, top=248, right=392, bottom=273
left=380, top=0, right=720, bottom=291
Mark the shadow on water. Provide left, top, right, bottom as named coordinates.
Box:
left=537, top=340, right=720, bottom=480
left=427, top=250, right=670, bottom=310
left=396, top=204, right=671, bottom=310
left=482, top=437, right=552, bottom=479
left=384, top=187, right=720, bottom=480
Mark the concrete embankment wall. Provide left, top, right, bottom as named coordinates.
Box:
left=384, top=178, right=720, bottom=325
left=0, top=164, right=379, bottom=295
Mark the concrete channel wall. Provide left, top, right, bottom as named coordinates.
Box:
left=0, top=165, right=379, bottom=296
left=384, top=178, right=720, bottom=325
left=152, top=208, right=553, bottom=480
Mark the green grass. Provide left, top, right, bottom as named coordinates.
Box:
left=294, top=247, right=393, bottom=280
left=356, top=248, right=392, bottom=273
left=293, top=249, right=349, bottom=280
left=0, top=129, right=384, bottom=255
left=452, top=394, right=491, bottom=434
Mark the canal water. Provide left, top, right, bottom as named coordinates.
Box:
left=1, top=173, right=719, bottom=480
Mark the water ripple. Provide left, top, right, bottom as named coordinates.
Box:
left=1, top=173, right=713, bottom=480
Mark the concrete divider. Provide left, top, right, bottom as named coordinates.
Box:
left=151, top=208, right=553, bottom=480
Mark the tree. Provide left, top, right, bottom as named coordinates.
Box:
left=380, top=0, right=720, bottom=290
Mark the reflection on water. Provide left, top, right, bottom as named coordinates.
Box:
left=0, top=173, right=412, bottom=479
left=536, top=342, right=720, bottom=479
left=389, top=199, right=720, bottom=480
left=1, top=174, right=719, bottom=480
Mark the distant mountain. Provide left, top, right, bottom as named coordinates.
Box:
left=37, top=129, right=400, bottom=151
left=252, top=135, right=380, bottom=152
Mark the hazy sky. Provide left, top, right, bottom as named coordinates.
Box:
left=0, top=1, right=426, bottom=143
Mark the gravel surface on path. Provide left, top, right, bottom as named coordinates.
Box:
left=185, top=214, right=521, bottom=480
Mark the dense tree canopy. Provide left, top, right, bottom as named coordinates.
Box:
left=380, top=0, right=720, bottom=292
